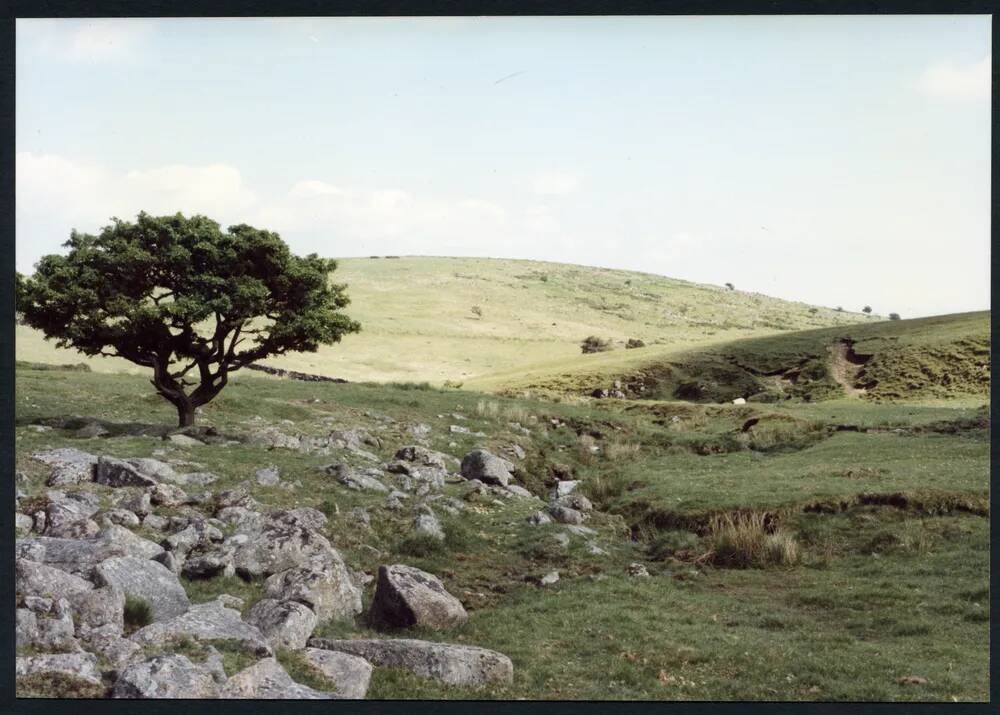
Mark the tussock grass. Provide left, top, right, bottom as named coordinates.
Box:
left=605, top=440, right=641, bottom=461
left=123, top=595, right=154, bottom=633
left=706, top=512, right=800, bottom=569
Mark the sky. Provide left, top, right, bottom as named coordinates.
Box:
left=16, top=16, right=991, bottom=319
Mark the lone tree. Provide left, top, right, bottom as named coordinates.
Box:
left=888, top=312, right=902, bottom=321
left=17, top=212, right=360, bottom=427
left=862, top=305, right=873, bottom=314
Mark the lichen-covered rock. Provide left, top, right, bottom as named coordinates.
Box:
left=16, top=609, right=38, bottom=648
left=548, top=505, right=584, bottom=525
left=229, top=524, right=345, bottom=579
left=130, top=602, right=272, bottom=657
left=67, top=585, right=125, bottom=637
left=93, top=556, right=190, bottom=622
left=112, top=655, right=221, bottom=699
left=98, top=509, right=142, bottom=528
left=151, top=483, right=188, bottom=507
left=322, top=463, right=388, bottom=492
left=245, top=598, right=318, bottom=650
left=15, top=513, right=33, bottom=536
left=32, top=448, right=98, bottom=486
left=308, top=638, right=513, bottom=687
left=16, top=652, right=102, bottom=686
left=301, top=648, right=373, bottom=699
left=220, top=657, right=332, bottom=699
left=368, top=564, right=468, bottom=631
left=16, top=558, right=94, bottom=600
left=95, top=456, right=159, bottom=488
left=263, top=564, right=362, bottom=622
left=460, top=449, right=514, bottom=486
left=552, top=493, right=593, bottom=512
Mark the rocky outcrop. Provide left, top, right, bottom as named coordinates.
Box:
left=130, top=602, right=272, bottom=657
left=460, top=449, right=514, bottom=486
left=308, top=638, right=514, bottom=687
left=263, top=565, right=362, bottom=622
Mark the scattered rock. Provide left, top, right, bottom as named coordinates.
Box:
left=221, top=657, right=332, bottom=699
left=264, top=565, right=363, bottom=622
left=32, top=448, right=98, bottom=486
left=628, top=562, right=651, bottom=578
left=554, top=480, right=580, bottom=498
left=322, top=463, right=389, bottom=493
left=412, top=512, right=445, bottom=541
left=16, top=652, right=102, bottom=686
left=527, top=510, right=552, bottom=525
left=245, top=598, right=318, bottom=650
left=548, top=505, right=585, bottom=525
left=300, top=648, right=373, bottom=699
left=93, top=556, right=191, bottom=622
left=255, top=466, right=280, bottom=486
left=112, top=655, right=221, bottom=698
left=151, top=483, right=188, bottom=507
left=540, top=571, right=560, bottom=586
left=95, top=456, right=158, bottom=488
left=130, top=602, right=272, bottom=657
left=16, top=558, right=93, bottom=600
left=552, top=493, right=593, bottom=512
left=309, top=638, right=513, bottom=687
left=369, top=564, right=468, bottom=631
left=460, top=449, right=514, bottom=486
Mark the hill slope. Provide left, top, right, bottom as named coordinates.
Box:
left=16, top=256, right=873, bottom=384
left=489, top=310, right=990, bottom=404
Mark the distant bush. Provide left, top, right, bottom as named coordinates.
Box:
left=625, top=338, right=646, bottom=349
left=471, top=305, right=483, bottom=319
left=385, top=381, right=433, bottom=391
left=580, top=336, right=613, bottom=354
left=808, top=308, right=818, bottom=315
left=889, top=313, right=901, bottom=321
left=835, top=306, right=844, bottom=312
left=539, top=274, right=549, bottom=282
left=706, top=512, right=799, bottom=569
left=725, top=282, right=735, bottom=291
left=862, top=306, right=872, bottom=314
left=16, top=361, right=92, bottom=372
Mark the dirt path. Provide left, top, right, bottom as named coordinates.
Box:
left=827, top=342, right=867, bottom=397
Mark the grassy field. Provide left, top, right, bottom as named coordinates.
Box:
left=16, top=256, right=874, bottom=385
left=15, top=348, right=989, bottom=700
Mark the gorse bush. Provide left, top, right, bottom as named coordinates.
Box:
left=580, top=336, right=613, bottom=354
left=706, top=512, right=799, bottom=569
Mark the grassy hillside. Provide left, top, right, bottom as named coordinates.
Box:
left=16, top=256, right=873, bottom=384
left=15, top=364, right=989, bottom=701
left=485, top=311, right=990, bottom=404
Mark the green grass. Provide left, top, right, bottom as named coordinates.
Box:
left=13, top=347, right=989, bottom=701
left=16, top=256, right=871, bottom=386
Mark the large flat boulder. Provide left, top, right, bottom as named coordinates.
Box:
left=229, top=524, right=345, bottom=579
left=112, top=655, right=221, bottom=699
left=368, top=564, right=468, bottom=631
left=93, top=556, right=190, bottom=622
left=308, top=638, right=514, bottom=687
left=130, top=602, right=272, bottom=657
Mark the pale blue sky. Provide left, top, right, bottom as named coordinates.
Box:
left=16, top=16, right=991, bottom=318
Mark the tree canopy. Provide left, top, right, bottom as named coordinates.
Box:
left=17, top=212, right=360, bottom=426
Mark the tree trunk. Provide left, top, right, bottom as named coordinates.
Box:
left=176, top=402, right=196, bottom=428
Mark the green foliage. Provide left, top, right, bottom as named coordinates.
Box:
left=17, top=212, right=360, bottom=425
left=124, top=595, right=154, bottom=632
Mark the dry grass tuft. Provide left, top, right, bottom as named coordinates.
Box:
left=706, top=512, right=800, bottom=569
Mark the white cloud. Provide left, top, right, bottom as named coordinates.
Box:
left=917, top=57, right=990, bottom=102
left=64, top=20, right=152, bottom=61
left=531, top=169, right=581, bottom=196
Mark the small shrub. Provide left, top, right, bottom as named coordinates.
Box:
left=396, top=534, right=447, bottom=558
left=580, top=336, right=613, bottom=354
left=471, top=305, right=483, bottom=319
left=808, top=307, right=818, bottom=315
left=706, top=512, right=799, bottom=569
left=835, top=306, right=844, bottom=312
left=124, top=595, right=154, bottom=632
left=385, top=381, right=432, bottom=391
left=725, top=282, right=735, bottom=290
left=476, top=400, right=500, bottom=418
left=625, top=338, right=646, bottom=349
left=862, top=306, right=872, bottom=314
left=889, top=312, right=901, bottom=321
